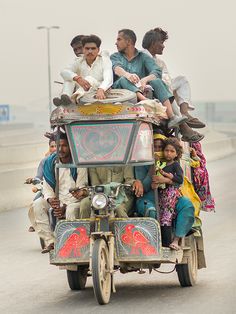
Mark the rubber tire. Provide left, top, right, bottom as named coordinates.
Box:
left=176, top=236, right=198, bottom=287
left=39, top=238, right=45, bottom=250
left=67, top=266, right=88, bottom=290
left=92, top=238, right=111, bottom=305
left=80, top=89, right=137, bottom=105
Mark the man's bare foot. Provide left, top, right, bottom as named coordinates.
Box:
left=169, top=237, right=181, bottom=250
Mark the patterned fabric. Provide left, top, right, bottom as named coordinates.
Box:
left=180, top=176, right=201, bottom=218
left=159, top=186, right=181, bottom=226
left=155, top=160, right=166, bottom=189
left=191, top=142, right=215, bottom=212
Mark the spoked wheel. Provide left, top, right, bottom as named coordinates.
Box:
left=176, top=235, right=198, bottom=286
left=92, top=238, right=111, bottom=305
left=67, top=266, right=88, bottom=290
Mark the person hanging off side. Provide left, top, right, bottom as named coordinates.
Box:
left=135, top=132, right=195, bottom=251
left=151, top=137, right=185, bottom=250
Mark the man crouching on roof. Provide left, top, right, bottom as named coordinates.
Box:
left=33, top=132, right=88, bottom=253
left=53, top=35, right=113, bottom=106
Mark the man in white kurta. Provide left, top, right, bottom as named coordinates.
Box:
left=141, top=30, right=205, bottom=142
left=142, top=28, right=205, bottom=129
left=54, top=34, right=113, bottom=105
left=43, top=167, right=88, bottom=219
left=33, top=134, right=88, bottom=252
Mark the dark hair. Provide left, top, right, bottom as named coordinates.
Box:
left=70, top=35, right=85, bottom=47
left=153, top=27, right=168, bottom=42
left=81, top=35, right=101, bottom=48
left=49, top=138, right=56, bottom=145
left=59, top=132, right=68, bottom=141
left=163, top=137, right=183, bottom=160
left=118, top=29, right=137, bottom=45
left=142, top=30, right=162, bottom=49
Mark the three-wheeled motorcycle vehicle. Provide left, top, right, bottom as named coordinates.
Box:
left=48, top=90, right=206, bottom=305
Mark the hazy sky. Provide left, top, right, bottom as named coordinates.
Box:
left=0, top=0, right=235, bottom=113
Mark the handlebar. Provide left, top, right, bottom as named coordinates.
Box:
left=69, top=186, right=87, bottom=193
left=69, top=184, right=132, bottom=198
left=112, top=184, right=132, bottom=198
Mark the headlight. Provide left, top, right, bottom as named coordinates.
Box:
left=92, top=193, right=108, bottom=210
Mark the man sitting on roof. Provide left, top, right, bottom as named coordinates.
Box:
left=110, top=29, right=186, bottom=129
left=70, top=34, right=85, bottom=57
left=53, top=35, right=113, bottom=106
left=142, top=27, right=205, bottom=129
left=141, top=29, right=204, bottom=143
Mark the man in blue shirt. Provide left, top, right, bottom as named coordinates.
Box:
left=110, top=29, right=186, bottom=129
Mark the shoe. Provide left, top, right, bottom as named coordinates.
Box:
left=186, top=117, right=206, bottom=128
left=28, top=226, right=35, bottom=232
left=168, top=115, right=188, bottom=129
left=41, top=242, right=54, bottom=254
left=53, top=97, right=62, bottom=107
left=181, top=132, right=204, bottom=143
left=61, top=94, right=72, bottom=106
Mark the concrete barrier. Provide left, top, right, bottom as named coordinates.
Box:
left=202, top=128, right=236, bottom=161
left=0, top=142, right=47, bottom=165
left=203, top=137, right=236, bottom=162
left=0, top=124, right=48, bottom=211
left=0, top=164, right=38, bottom=212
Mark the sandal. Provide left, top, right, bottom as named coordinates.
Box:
left=186, top=117, right=206, bottom=128
left=61, top=94, right=73, bottom=106
left=28, top=226, right=35, bottom=232
left=41, top=243, right=54, bottom=254
left=53, top=97, right=62, bottom=107
left=181, top=132, right=204, bottom=143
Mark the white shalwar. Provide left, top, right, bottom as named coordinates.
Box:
left=33, top=167, right=88, bottom=245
